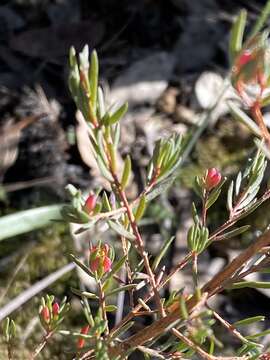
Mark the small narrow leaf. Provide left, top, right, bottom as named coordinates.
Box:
left=229, top=9, right=247, bottom=61
left=152, top=236, right=175, bottom=271
left=227, top=180, right=234, bottom=212
left=121, top=155, right=132, bottom=189
left=106, top=284, right=137, bottom=297
left=179, top=296, right=188, bottom=320
left=97, top=156, right=114, bottom=182
left=107, top=103, right=128, bottom=125
left=108, top=220, right=136, bottom=240
left=105, top=305, right=117, bottom=312
left=206, top=189, right=221, bottom=209
left=70, top=254, right=92, bottom=278
left=110, top=321, right=134, bottom=339
left=229, top=281, right=270, bottom=289
left=71, top=288, right=99, bottom=300
left=135, top=195, right=146, bottom=222
left=138, top=298, right=151, bottom=311
left=234, top=316, right=265, bottom=327
left=250, top=0, right=270, bottom=37
left=218, top=225, right=250, bottom=240
left=145, top=176, right=176, bottom=202
left=89, top=50, right=99, bottom=114
left=108, top=142, right=117, bottom=173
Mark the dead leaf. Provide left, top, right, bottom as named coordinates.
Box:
left=0, top=114, right=43, bottom=180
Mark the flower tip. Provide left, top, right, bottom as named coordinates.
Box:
left=84, top=194, right=96, bottom=213
left=205, top=168, right=221, bottom=190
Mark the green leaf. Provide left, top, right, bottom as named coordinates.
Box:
left=246, top=329, right=270, bottom=340
left=107, top=142, right=117, bottom=173
left=110, top=321, right=134, bottom=339
left=74, top=220, right=97, bottom=234
left=105, top=305, right=117, bottom=312
left=135, top=195, right=146, bottom=222
left=0, top=205, right=64, bottom=241
left=234, top=316, right=265, bottom=327
left=108, top=220, right=136, bottom=241
left=89, top=50, right=99, bottom=114
left=229, top=9, right=247, bottom=62
left=179, top=296, right=188, bottom=320
left=71, top=288, right=99, bottom=300
left=121, top=155, right=132, bottom=189
left=206, top=177, right=226, bottom=210
left=152, top=236, right=175, bottom=271
left=206, top=189, right=221, bottom=210
left=97, top=86, right=105, bottom=118
left=70, top=254, right=93, bottom=278
left=101, top=192, right=111, bottom=212
left=145, top=176, right=176, bottom=202
left=218, top=225, right=250, bottom=240
left=229, top=281, right=270, bottom=289
left=106, top=103, right=128, bottom=126
left=106, top=284, right=137, bottom=297
left=250, top=0, right=270, bottom=37
left=97, top=156, right=114, bottom=182
left=228, top=101, right=261, bottom=137
left=103, top=255, right=128, bottom=288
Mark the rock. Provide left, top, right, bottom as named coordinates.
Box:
left=110, top=52, right=175, bottom=107
left=195, top=72, right=237, bottom=122
left=157, top=87, right=179, bottom=114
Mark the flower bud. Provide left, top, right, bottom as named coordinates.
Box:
left=41, top=306, right=50, bottom=324
left=84, top=194, right=96, bottom=213
left=89, top=243, right=113, bottom=277
left=52, top=302, right=60, bottom=318
left=231, top=33, right=270, bottom=101
left=77, top=325, right=90, bottom=349
left=205, top=168, right=221, bottom=191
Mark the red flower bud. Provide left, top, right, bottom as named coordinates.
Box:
left=103, top=256, right=112, bottom=273
left=77, top=325, right=90, bottom=349
left=89, top=256, right=100, bottom=273
left=236, top=50, right=253, bottom=67
left=52, top=302, right=60, bottom=317
left=84, top=194, right=96, bottom=213
left=205, top=168, right=221, bottom=191
left=89, top=244, right=113, bottom=276
left=41, top=306, right=50, bottom=323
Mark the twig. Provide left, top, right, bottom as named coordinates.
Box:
left=30, top=331, right=53, bottom=359
left=108, top=229, right=270, bottom=356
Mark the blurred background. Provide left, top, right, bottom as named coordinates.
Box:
left=1, top=0, right=270, bottom=358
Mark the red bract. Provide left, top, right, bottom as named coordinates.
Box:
left=236, top=50, right=253, bottom=67
left=52, top=302, right=60, bottom=317
left=205, top=168, right=221, bottom=191
left=84, top=194, right=96, bottom=213
left=41, top=306, right=50, bottom=323
left=89, top=244, right=113, bottom=276
left=103, top=256, right=112, bottom=273
left=77, top=325, right=90, bottom=349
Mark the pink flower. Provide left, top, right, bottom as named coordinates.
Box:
left=205, top=168, right=221, bottom=191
